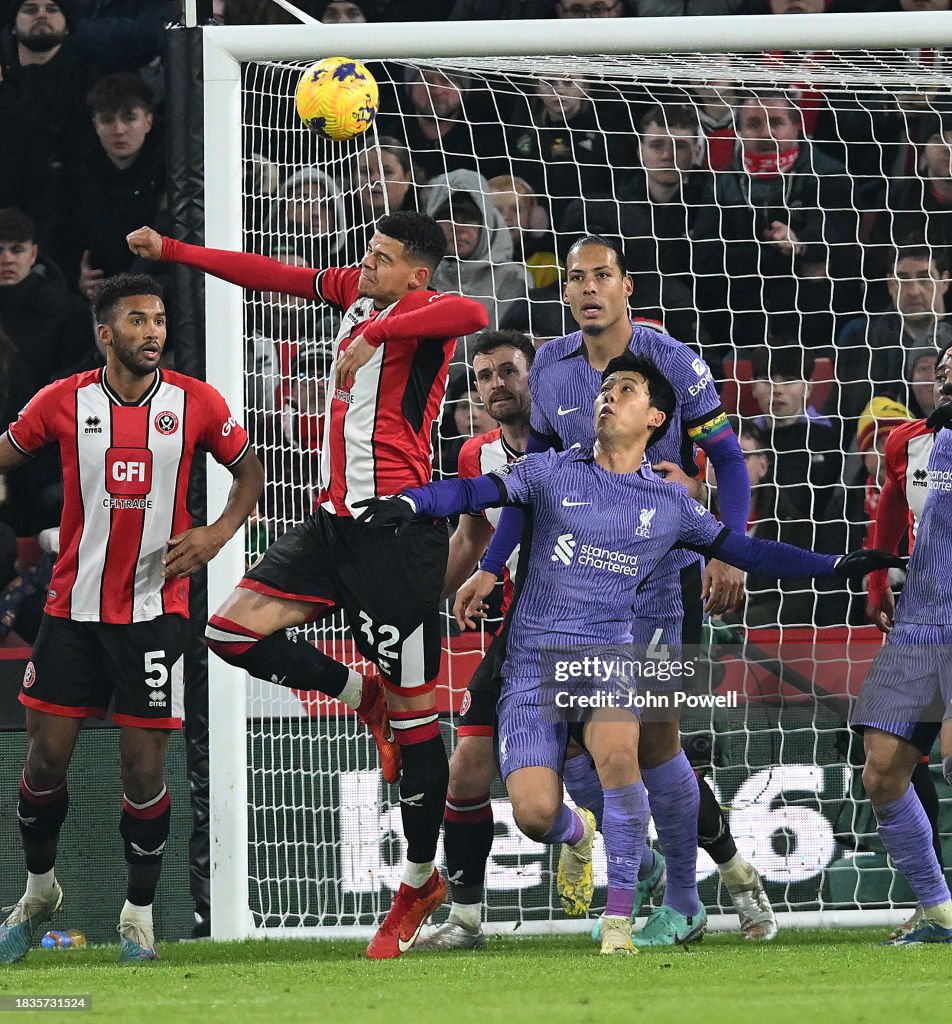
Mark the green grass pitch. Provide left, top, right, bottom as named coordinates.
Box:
left=0, top=930, right=946, bottom=1023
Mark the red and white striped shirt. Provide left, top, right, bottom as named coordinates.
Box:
left=315, top=268, right=487, bottom=516
left=457, top=427, right=523, bottom=618
left=8, top=368, right=248, bottom=624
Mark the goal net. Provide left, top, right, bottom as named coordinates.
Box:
left=203, top=12, right=952, bottom=938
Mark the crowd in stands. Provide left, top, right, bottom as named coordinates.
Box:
left=2, top=0, right=952, bottom=640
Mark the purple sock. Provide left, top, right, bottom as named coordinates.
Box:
left=603, top=782, right=649, bottom=918
left=638, top=842, right=656, bottom=881
left=540, top=803, right=584, bottom=846
left=641, top=751, right=701, bottom=918
left=562, top=754, right=604, bottom=829
left=874, top=785, right=951, bottom=910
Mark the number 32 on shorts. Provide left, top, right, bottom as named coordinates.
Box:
left=357, top=611, right=401, bottom=675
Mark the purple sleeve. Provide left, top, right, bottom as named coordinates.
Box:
left=403, top=475, right=509, bottom=519
left=711, top=530, right=839, bottom=579
left=701, top=429, right=750, bottom=537
left=478, top=431, right=550, bottom=576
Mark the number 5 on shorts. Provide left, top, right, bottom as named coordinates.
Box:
left=144, top=650, right=168, bottom=687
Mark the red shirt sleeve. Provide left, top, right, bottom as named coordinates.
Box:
left=161, top=237, right=321, bottom=300
left=7, top=381, right=62, bottom=455
left=867, top=428, right=911, bottom=600
left=362, top=291, right=490, bottom=348
left=457, top=435, right=483, bottom=480
left=195, top=382, right=250, bottom=467
left=315, top=267, right=361, bottom=309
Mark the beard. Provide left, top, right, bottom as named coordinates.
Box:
left=17, top=28, right=68, bottom=54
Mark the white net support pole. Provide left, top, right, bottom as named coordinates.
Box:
left=204, top=34, right=253, bottom=940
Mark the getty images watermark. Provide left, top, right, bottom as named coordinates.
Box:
left=538, top=644, right=736, bottom=722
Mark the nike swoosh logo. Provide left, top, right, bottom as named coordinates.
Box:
left=557, top=406, right=580, bottom=416
left=561, top=498, right=591, bottom=507
left=398, top=922, right=427, bottom=953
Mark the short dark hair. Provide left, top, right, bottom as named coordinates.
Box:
left=87, top=73, right=153, bottom=117
left=94, top=273, right=164, bottom=325
left=376, top=210, right=446, bottom=272
left=751, top=345, right=815, bottom=382
left=600, top=351, right=675, bottom=443
left=894, top=244, right=943, bottom=272
left=566, top=234, right=628, bottom=275
left=639, top=103, right=700, bottom=137
left=0, top=207, right=35, bottom=244
left=472, top=329, right=535, bottom=369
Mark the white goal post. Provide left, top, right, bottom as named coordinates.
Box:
left=203, top=12, right=952, bottom=941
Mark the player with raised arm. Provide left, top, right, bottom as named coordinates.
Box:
left=856, top=342, right=952, bottom=946
left=418, top=329, right=533, bottom=951
left=0, top=274, right=264, bottom=964
left=127, top=213, right=489, bottom=959
left=455, top=236, right=775, bottom=945
left=357, top=353, right=900, bottom=956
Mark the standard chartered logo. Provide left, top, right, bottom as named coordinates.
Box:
left=928, top=468, right=952, bottom=491
left=550, top=533, right=639, bottom=576
left=551, top=533, right=577, bottom=565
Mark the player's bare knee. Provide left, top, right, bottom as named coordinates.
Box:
left=24, top=734, right=72, bottom=788
left=861, top=759, right=906, bottom=805
left=512, top=794, right=560, bottom=842
left=448, top=737, right=496, bottom=798
left=591, top=744, right=638, bottom=789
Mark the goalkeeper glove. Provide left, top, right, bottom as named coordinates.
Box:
left=834, top=549, right=906, bottom=579
left=926, top=402, right=952, bottom=432
left=353, top=494, right=418, bottom=532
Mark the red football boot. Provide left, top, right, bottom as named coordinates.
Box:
left=365, top=870, right=447, bottom=960
left=356, top=675, right=402, bottom=784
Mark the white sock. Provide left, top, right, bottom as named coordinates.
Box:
left=402, top=860, right=434, bottom=889
left=120, top=900, right=153, bottom=927
left=925, top=897, right=952, bottom=928
left=447, top=902, right=481, bottom=930
left=717, top=852, right=757, bottom=892
left=24, top=870, right=56, bottom=900
left=338, top=670, right=364, bottom=710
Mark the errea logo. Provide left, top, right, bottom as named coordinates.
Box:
left=551, top=533, right=577, bottom=565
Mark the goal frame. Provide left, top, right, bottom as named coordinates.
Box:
left=204, top=11, right=952, bottom=941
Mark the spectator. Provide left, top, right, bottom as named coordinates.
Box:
left=380, top=67, right=505, bottom=181
left=351, top=136, right=420, bottom=252
left=718, top=420, right=822, bottom=627
left=632, top=0, right=745, bottom=11
left=558, top=102, right=706, bottom=309
left=487, top=175, right=558, bottom=289
left=506, top=77, right=626, bottom=229
left=423, top=169, right=532, bottom=333
left=875, top=112, right=952, bottom=269
left=749, top=345, right=844, bottom=527
left=0, top=1, right=100, bottom=262
left=692, top=89, right=859, bottom=348
left=68, top=72, right=166, bottom=299
left=834, top=244, right=952, bottom=429
left=0, top=322, right=32, bottom=435
left=264, top=166, right=348, bottom=265
left=69, top=1, right=169, bottom=74
left=449, top=0, right=633, bottom=15
left=313, top=0, right=375, bottom=19
left=692, top=80, right=741, bottom=171
left=0, top=208, right=93, bottom=394
left=856, top=396, right=914, bottom=512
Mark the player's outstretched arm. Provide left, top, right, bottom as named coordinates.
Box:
left=0, top=434, right=30, bottom=475
left=707, top=529, right=905, bottom=580
left=162, top=449, right=265, bottom=578
left=127, top=226, right=319, bottom=300
left=355, top=473, right=510, bottom=531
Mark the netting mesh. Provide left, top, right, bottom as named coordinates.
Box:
left=231, top=46, right=951, bottom=931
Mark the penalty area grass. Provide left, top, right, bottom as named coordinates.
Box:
left=0, top=929, right=946, bottom=1024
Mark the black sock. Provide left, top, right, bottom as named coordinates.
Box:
left=444, top=793, right=494, bottom=906
left=120, top=788, right=171, bottom=906
left=697, top=776, right=737, bottom=865
left=18, top=774, right=69, bottom=875
left=206, top=614, right=349, bottom=698
left=911, top=759, right=944, bottom=871
left=396, top=732, right=449, bottom=867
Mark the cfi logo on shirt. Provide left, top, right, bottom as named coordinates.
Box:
left=635, top=507, right=656, bottom=538
left=155, top=411, right=179, bottom=436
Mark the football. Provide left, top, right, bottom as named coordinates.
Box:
left=294, top=56, right=378, bottom=141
